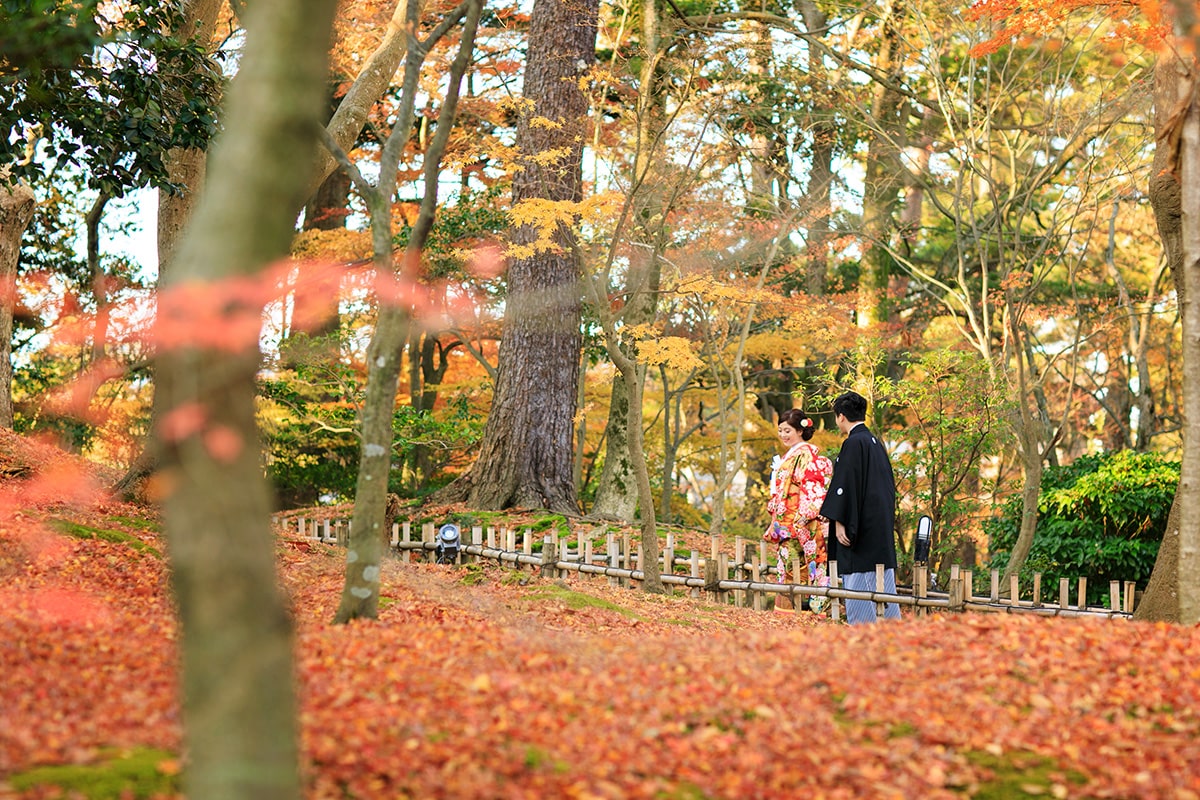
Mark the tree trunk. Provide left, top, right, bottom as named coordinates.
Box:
left=1174, top=68, right=1200, bottom=626
left=437, top=0, right=598, bottom=513
left=154, top=0, right=338, bottom=798
left=334, top=0, right=481, bottom=624
left=591, top=0, right=666, bottom=522
left=0, top=179, right=36, bottom=430
left=109, top=0, right=224, bottom=499
left=1139, top=48, right=1189, bottom=622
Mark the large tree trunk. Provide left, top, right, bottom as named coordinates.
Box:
left=437, top=0, right=598, bottom=513
left=0, top=179, right=36, bottom=430
left=154, top=0, right=338, bottom=797
left=1138, top=49, right=1189, bottom=622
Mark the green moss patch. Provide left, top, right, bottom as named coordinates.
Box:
left=49, top=519, right=161, bottom=558
left=526, top=583, right=645, bottom=620
left=964, top=749, right=1087, bottom=798
left=9, top=747, right=181, bottom=799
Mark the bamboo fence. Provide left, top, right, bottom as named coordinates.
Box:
left=279, top=516, right=1136, bottom=622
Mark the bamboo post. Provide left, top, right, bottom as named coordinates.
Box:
left=717, top=553, right=729, bottom=604
left=948, top=564, right=963, bottom=612
left=751, top=557, right=763, bottom=612
left=1009, top=574, right=1020, bottom=607
left=1032, top=573, right=1042, bottom=607
left=540, top=535, right=557, bottom=577
left=1125, top=581, right=1136, bottom=615
left=401, top=521, right=412, bottom=563
left=1077, top=577, right=1088, bottom=610
left=584, top=539, right=594, bottom=579
left=734, top=538, right=746, bottom=607
left=829, top=561, right=840, bottom=622
left=962, top=569, right=973, bottom=604
left=915, top=565, right=927, bottom=617
left=523, top=529, right=533, bottom=567
left=689, top=551, right=700, bottom=599
left=758, top=540, right=769, bottom=579
left=422, top=522, right=435, bottom=562
left=875, top=563, right=886, bottom=619
left=486, top=526, right=496, bottom=550
left=1110, top=580, right=1122, bottom=613
left=1059, top=577, right=1069, bottom=611
left=664, top=539, right=675, bottom=578
left=470, top=526, right=482, bottom=565
left=622, top=533, right=632, bottom=586
left=297, top=517, right=306, bottom=538
left=505, top=526, right=516, bottom=552
left=990, top=569, right=1000, bottom=603
left=608, top=534, right=620, bottom=587
left=704, top=556, right=719, bottom=601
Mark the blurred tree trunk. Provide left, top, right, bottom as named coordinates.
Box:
left=155, top=0, right=337, bottom=797
left=0, top=178, right=36, bottom=429
left=436, top=0, right=598, bottom=513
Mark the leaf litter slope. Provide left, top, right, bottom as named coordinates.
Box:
left=0, top=463, right=1198, bottom=797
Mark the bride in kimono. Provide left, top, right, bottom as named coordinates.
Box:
left=765, top=408, right=833, bottom=612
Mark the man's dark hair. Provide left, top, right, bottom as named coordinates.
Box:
left=833, top=391, right=868, bottom=423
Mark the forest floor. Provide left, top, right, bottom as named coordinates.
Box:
left=2, top=429, right=1200, bottom=799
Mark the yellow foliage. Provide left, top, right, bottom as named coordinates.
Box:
left=635, top=335, right=704, bottom=371
left=291, top=228, right=373, bottom=263
left=529, top=116, right=563, bottom=130
left=526, top=146, right=573, bottom=167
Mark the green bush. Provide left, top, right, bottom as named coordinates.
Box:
left=985, top=450, right=1176, bottom=605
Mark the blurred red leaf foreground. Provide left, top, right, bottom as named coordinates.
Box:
left=1, top=434, right=1199, bottom=799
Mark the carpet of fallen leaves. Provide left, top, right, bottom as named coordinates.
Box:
left=2, top=436, right=1200, bottom=799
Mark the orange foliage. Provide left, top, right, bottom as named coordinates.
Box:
left=3, top=432, right=1200, bottom=798
left=967, top=0, right=1169, bottom=56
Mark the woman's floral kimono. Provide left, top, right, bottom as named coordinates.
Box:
left=766, top=441, right=833, bottom=609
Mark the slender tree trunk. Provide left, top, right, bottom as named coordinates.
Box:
left=0, top=179, right=36, bottom=429
left=591, top=0, right=667, bottom=521
left=437, top=0, right=599, bottom=513
left=155, top=0, right=338, bottom=797
left=334, top=0, right=482, bottom=624
left=85, top=192, right=111, bottom=366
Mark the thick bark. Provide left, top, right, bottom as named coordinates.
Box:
left=1175, top=73, right=1200, bottom=625
left=154, top=1, right=337, bottom=798
left=858, top=0, right=904, bottom=330
left=438, top=0, right=598, bottom=513
left=1136, top=492, right=1181, bottom=621
left=1139, top=50, right=1189, bottom=621
left=0, top=179, right=36, bottom=430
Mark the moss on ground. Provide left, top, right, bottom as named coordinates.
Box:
left=9, top=747, right=181, bottom=799
left=49, top=518, right=161, bottom=558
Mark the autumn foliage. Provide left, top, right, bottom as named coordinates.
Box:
left=2, top=431, right=1200, bottom=799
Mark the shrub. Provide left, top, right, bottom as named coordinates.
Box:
left=985, top=450, right=1176, bottom=605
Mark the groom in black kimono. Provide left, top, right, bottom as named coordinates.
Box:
left=819, top=391, right=902, bottom=624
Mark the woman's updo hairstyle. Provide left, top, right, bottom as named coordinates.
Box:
left=779, top=408, right=815, bottom=441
